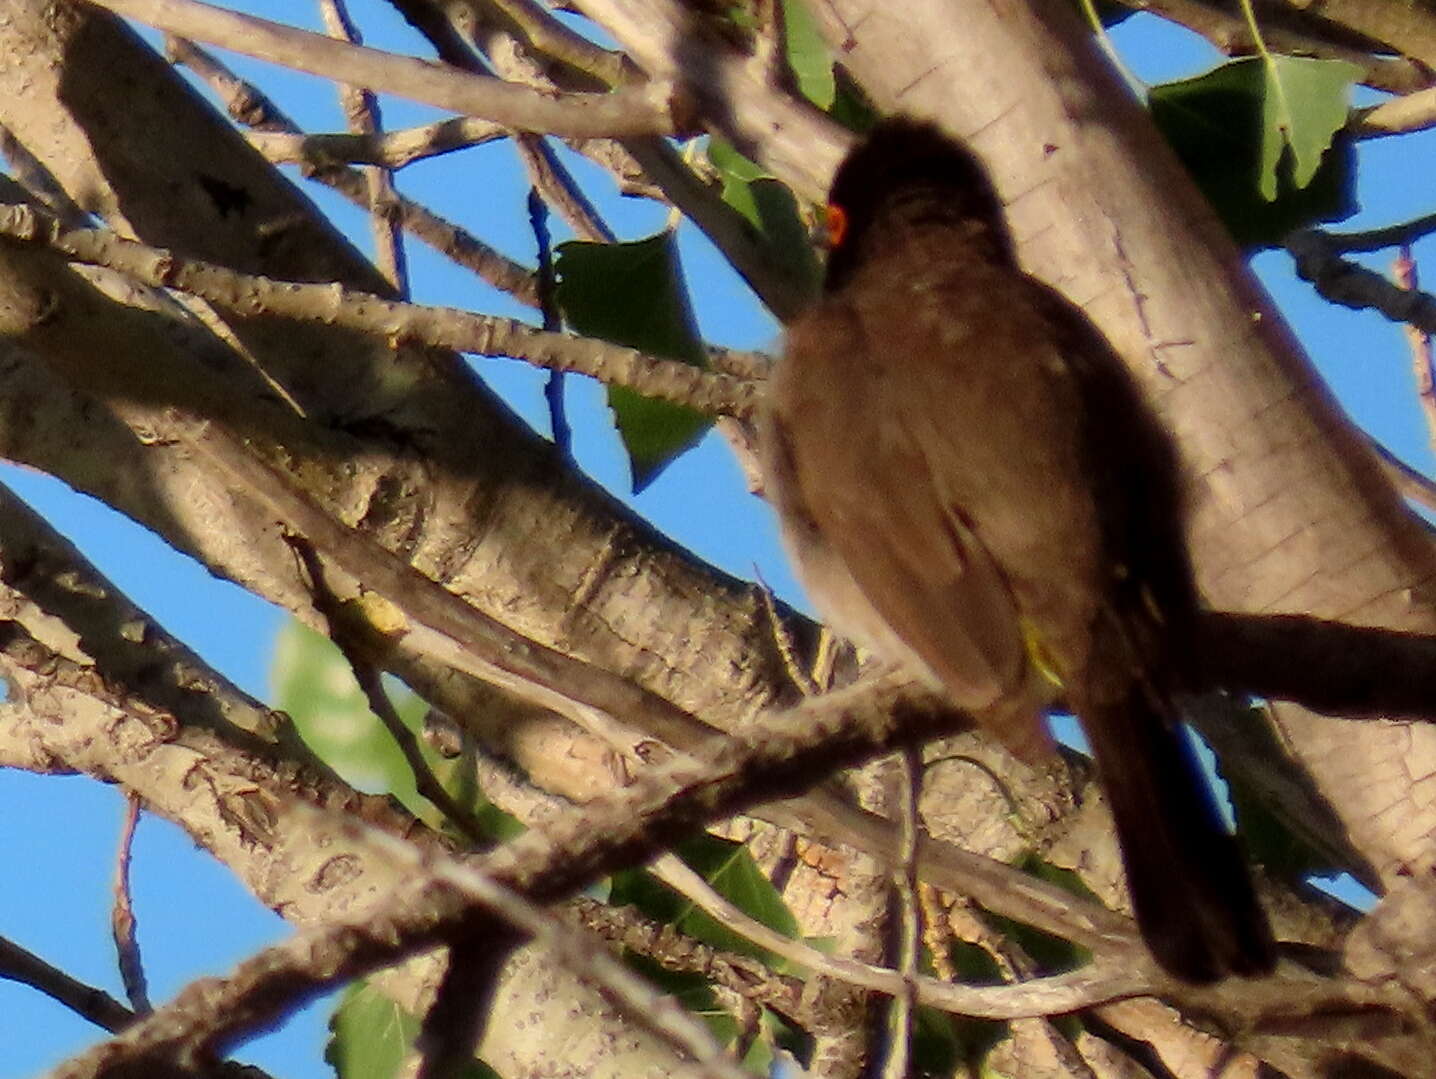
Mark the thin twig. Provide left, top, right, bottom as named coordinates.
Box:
left=319, top=0, right=408, bottom=294
left=384, top=0, right=491, bottom=71
left=620, top=136, right=817, bottom=322
left=1302, top=213, right=1436, bottom=254
left=465, top=25, right=616, bottom=243
left=755, top=571, right=821, bottom=697
left=1369, top=438, right=1436, bottom=515
left=47, top=680, right=985, bottom=1078
left=518, top=134, right=615, bottom=244
left=1393, top=246, right=1436, bottom=460
left=111, top=794, right=151, bottom=1015
left=1355, top=85, right=1436, bottom=138
left=646, top=846, right=1147, bottom=1020
left=881, top=748, right=921, bottom=1079
left=247, top=119, right=508, bottom=169
left=917, top=884, right=954, bottom=981
left=945, top=899, right=1100, bottom=1079
left=569, top=894, right=814, bottom=1025
left=466, top=0, right=817, bottom=320
left=375, top=836, right=763, bottom=1079
left=482, top=0, right=631, bottom=87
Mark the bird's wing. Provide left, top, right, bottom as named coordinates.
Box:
left=872, top=256, right=1108, bottom=681
left=769, top=296, right=1028, bottom=711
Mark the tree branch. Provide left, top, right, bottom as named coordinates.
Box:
left=1288, top=227, right=1436, bottom=334
left=185, top=421, right=721, bottom=752
left=47, top=679, right=971, bottom=1077
left=0, top=201, right=755, bottom=418
left=1119, top=0, right=1431, bottom=94
left=164, top=36, right=538, bottom=302
left=571, top=0, right=849, bottom=202
left=1200, top=610, right=1436, bottom=717
left=50, top=671, right=1423, bottom=1078
left=649, top=851, right=1145, bottom=1021
left=245, top=118, right=508, bottom=168
left=87, top=0, right=691, bottom=137
left=0, top=934, right=134, bottom=1035
left=1354, top=85, right=1436, bottom=138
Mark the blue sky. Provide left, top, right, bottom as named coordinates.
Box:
left=0, top=6, right=1428, bottom=1076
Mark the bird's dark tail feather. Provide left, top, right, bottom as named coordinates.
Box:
left=1081, top=695, right=1277, bottom=983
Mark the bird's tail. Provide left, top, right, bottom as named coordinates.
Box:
left=1079, top=692, right=1276, bottom=983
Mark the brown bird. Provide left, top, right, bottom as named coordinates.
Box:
left=762, top=117, right=1275, bottom=983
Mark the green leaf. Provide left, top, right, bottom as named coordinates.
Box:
left=741, top=1006, right=811, bottom=1074
left=1259, top=54, right=1362, bottom=196
left=781, top=0, right=835, bottom=109
left=605, top=386, right=710, bottom=492
left=756, top=1006, right=811, bottom=1068
left=913, top=1003, right=1005, bottom=1077
left=741, top=1023, right=775, bottom=1075
left=270, top=620, right=515, bottom=840
left=271, top=620, right=422, bottom=798
left=707, top=136, right=766, bottom=186
left=326, top=981, right=420, bottom=1079
left=708, top=137, right=822, bottom=298
left=609, top=834, right=800, bottom=967
left=671, top=834, right=799, bottom=964
left=621, top=955, right=740, bottom=1047
left=553, top=233, right=710, bottom=491
left=327, top=982, right=498, bottom=1079
left=827, top=68, right=879, bottom=133
left=1150, top=58, right=1358, bottom=248
left=1228, top=766, right=1339, bottom=879
left=675, top=834, right=800, bottom=957
left=976, top=855, right=1092, bottom=973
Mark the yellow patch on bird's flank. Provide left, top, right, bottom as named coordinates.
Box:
left=342, top=592, right=409, bottom=639
left=1019, top=617, right=1066, bottom=692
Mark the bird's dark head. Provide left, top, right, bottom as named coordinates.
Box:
left=823, top=117, right=1015, bottom=291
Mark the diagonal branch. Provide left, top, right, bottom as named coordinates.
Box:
left=187, top=421, right=720, bottom=752
left=319, top=0, right=408, bottom=293
left=88, top=0, right=692, bottom=137
left=0, top=934, right=135, bottom=1035
left=571, top=0, right=848, bottom=201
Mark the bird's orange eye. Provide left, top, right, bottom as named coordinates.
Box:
left=824, top=204, right=849, bottom=249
